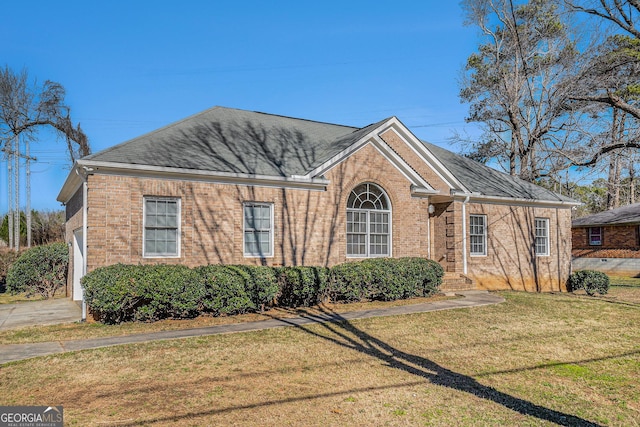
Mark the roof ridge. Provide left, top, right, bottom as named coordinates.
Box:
left=249, top=108, right=359, bottom=130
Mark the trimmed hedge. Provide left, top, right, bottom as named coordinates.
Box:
left=567, top=270, right=610, bottom=296
left=276, top=266, right=330, bottom=307
left=82, top=264, right=205, bottom=323
left=197, top=265, right=278, bottom=316
left=328, top=257, right=443, bottom=302
left=81, top=257, right=444, bottom=324
left=6, top=242, right=68, bottom=299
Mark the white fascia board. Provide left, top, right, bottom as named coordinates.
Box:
left=369, top=135, right=435, bottom=190
left=451, top=190, right=581, bottom=208
left=304, top=121, right=394, bottom=178
left=303, top=117, right=436, bottom=191
left=410, top=185, right=440, bottom=198
left=57, top=163, right=83, bottom=203
left=69, top=159, right=330, bottom=191
left=381, top=118, right=469, bottom=193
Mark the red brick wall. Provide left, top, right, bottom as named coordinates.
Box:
left=67, top=127, right=573, bottom=293
left=464, top=203, right=571, bottom=292
left=572, top=224, right=640, bottom=258
left=81, top=142, right=432, bottom=274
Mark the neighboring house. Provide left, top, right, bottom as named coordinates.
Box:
left=57, top=106, right=579, bottom=302
left=572, top=203, right=640, bottom=276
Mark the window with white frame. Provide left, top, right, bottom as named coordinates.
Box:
left=143, top=197, right=180, bottom=257
left=346, top=183, right=391, bottom=257
left=244, top=203, right=273, bottom=257
left=589, top=227, right=603, bottom=246
left=534, top=217, right=549, bottom=256
left=469, top=214, right=487, bottom=256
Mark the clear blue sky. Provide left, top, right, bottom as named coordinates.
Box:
left=1, top=0, right=483, bottom=214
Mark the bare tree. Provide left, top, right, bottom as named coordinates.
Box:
left=460, top=0, right=580, bottom=181
left=565, top=1, right=640, bottom=119
left=0, top=67, right=90, bottom=162
left=0, top=66, right=90, bottom=250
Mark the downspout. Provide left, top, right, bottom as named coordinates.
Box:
left=461, top=195, right=470, bottom=275
left=427, top=200, right=432, bottom=260
left=75, top=166, right=92, bottom=321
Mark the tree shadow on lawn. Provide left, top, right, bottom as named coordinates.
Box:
left=118, top=307, right=603, bottom=427
left=263, top=308, right=603, bottom=427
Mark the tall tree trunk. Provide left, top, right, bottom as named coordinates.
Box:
left=607, top=153, right=621, bottom=209
left=630, top=166, right=636, bottom=204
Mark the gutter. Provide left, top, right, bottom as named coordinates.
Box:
left=451, top=190, right=581, bottom=208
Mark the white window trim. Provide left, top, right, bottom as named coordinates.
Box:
left=535, top=217, right=550, bottom=257
left=469, top=214, right=487, bottom=257
left=589, top=227, right=603, bottom=246
left=346, top=208, right=393, bottom=258
left=142, top=196, right=181, bottom=258
left=346, top=183, right=392, bottom=258
left=243, top=202, right=274, bottom=258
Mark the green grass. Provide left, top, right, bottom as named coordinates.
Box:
left=609, top=276, right=640, bottom=287
left=1, top=289, right=639, bottom=426
left=0, top=291, right=44, bottom=304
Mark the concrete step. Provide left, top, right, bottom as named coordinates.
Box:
left=440, top=273, right=477, bottom=292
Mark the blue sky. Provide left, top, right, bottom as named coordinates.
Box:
left=1, top=0, right=483, bottom=213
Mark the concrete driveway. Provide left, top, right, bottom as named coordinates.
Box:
left=0, top=298, right=82, bottom=331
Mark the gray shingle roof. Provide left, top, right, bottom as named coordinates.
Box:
left=84, top=106, right=575, bottom=204
left=422, top=142, right=577, bottom=203
left=85, top=106, right=360, bottom=177
left=572, top=203, right=640, bottom=227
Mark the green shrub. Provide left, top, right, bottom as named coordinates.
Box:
left=131, top=265, right=205, bottom=321
left=328, top=257, right=443, bottom=303
left=276, top=266, right=330, bottom=307
left=82, top=264, right=205, bottom=323
left=236, top=265, right=280, bottom=309
left=327, top=260, right=373, bottom=302
left=567, top=270, right=610, bottom=296
left=81, top=258, right=445, bottom=324
left=396, top=257, right=444, bottom=297
left=0, top=249, right=21, bottom=293
left=197, top=265, right=255, bottom=315
left=6, top=242, right=68, bottom=298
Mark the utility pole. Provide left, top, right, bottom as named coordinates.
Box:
left=26, top=137, right=31, bottom=247
left=14, top=134, right=20, bottom=251
left=2, top=135, right=36, bottom=251
left=6, top=139, right=14, bottom=249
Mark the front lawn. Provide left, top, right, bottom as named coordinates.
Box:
left=1, top=289, right=639, bottom=426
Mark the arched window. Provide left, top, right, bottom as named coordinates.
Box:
left=346, top=183, right=391, bottom=257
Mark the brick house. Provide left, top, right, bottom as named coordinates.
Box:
left=572, top=203, right=640, bottom=276
left=57, top=106, right=579, bottom=303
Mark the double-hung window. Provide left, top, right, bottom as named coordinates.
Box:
left=534, top=217, right=549, bottom=256
left=244, top=203, right=273, bottom=257
left=469, top=214, right=487, bottom=256
left=346, top=183, right=391, bottom=257
left=589, top=227, right=602, bottom=246
left=143, top=197, right=180, bottom=257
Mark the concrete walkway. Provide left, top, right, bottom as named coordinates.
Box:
left=0, top=291, right=504, bottom=365
left=0, top=298, right=81, bottom=331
